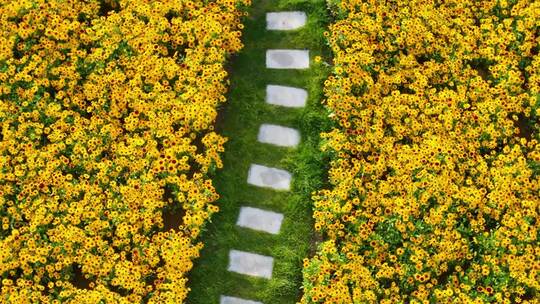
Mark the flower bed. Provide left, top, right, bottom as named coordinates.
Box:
left=303, top=0, right=539, bottom=303
left=0, top=0, right=249, bottom=302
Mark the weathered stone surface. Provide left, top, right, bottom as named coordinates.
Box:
left=266, top=50, right=309, bottom=69
left=236, top=206, right=284, bottom=234
left=227, top=250, right=274, bottom=279
left=247, top=164, right=292, bottom=191
left=257, top=124, right=300, bottom=148
left=266, top=12, right=307, bottom=30
left=220, top=296, right=263, bottom=304
left=266, top=85, right=307, bottom=108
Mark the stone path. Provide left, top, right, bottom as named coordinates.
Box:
left=228, top=250, right=274, bottom=279
left=257, top=124, right=300, bottom=147
left=266, top=49, right=310, bottom=69
left=221, top=296, right=262, bottom=304
left=247, top=164, right=292, bottom=191
left=221, top=10, right=309, bottom=303
left=266, top=84, right=307, bottom=108
left=236, top=206, right=283, bottom=234
left=266, top=12, right=307, bottom=30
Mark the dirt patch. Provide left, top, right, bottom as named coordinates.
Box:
left=72, top=263, right=93, bottom=290
left=515, top=113, right=536, bottom=141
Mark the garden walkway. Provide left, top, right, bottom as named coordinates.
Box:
left=187, top=1, right=329, bottom=303
left=221, top=11, right=308, bottom=304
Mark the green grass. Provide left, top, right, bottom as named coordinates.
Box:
left=186, top=0, right=331, bottom=303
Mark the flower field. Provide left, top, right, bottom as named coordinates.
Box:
left=303, top=0, right=539, bottom=303
left=0, top=0, right=248, bottom=302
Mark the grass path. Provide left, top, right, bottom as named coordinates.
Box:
left=186, top=0, right=330, bottom=303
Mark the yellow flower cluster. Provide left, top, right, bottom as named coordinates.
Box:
left=0, top=0, right=249, bottom=302
left=303, top=0, right=539, bottom=303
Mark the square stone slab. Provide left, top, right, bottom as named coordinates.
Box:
left=220, top=296, right=262, bottom=304
left=227, top=250, right=274, bottom=279
left=266, top=50, right=309, bottom=69
left=266, top=12, right=307, bottom=30
left=266, top=85, right=307, bottom=108
left=258, top=124, right=300, bottom=147
left=247, top=164, right=292, bottom=191
left=236, top=206, right=284, bottom=234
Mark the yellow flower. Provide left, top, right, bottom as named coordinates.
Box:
left=0, top=0, right=250, bottom=302
left=302, top=0, right=540, bottom=303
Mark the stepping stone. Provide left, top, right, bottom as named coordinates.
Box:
left=227, top=250, right=274, bottom=279
left=220, top=296, right=262, bottom=304
left=266, top=12, right=307, bottom=30
left=266, top=50, right=309, bottom=69
left=257, top=124, right=300, bottom=147
left=236, top=206, right=284, bottom=234
left=247, top=164, right=292, bottom=191
left=266, top=85, right=307, bottom=108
